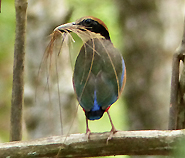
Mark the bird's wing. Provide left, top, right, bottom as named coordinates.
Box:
left=73, top=38, right=125, bottom=111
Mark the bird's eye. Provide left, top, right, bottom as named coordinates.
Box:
left=84, top=19, right=92, bottom=25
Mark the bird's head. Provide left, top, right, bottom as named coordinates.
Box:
left=54, top=16, right=110, bottom=41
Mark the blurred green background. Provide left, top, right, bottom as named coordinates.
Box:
left=0, top=0, right=185, bottom=158
left=0, top=0, right=15, bottom=142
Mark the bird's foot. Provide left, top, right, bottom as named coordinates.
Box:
left=86, top=128, right=91, bottom=140
left=106, top=126, right=117, bottom=144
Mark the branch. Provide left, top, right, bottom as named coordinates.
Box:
left=178, top=16, right=185, bottom=129
left=169, top=16, right=185, bottom=129
left=10, top=0, right=27, bottom=141
left=0, top=130, right=184, bottom=157
left=169, top=53, right=180, bottom=129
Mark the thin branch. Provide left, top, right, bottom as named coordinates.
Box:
left=10, top=0, right=27, bottom=141
left=169, top=53, right=180, bottom=129
left=0, top=130, right=184, bottom=158
left=178, top=17, right=185, bottom=129
left=169, top=17, right=185, bottom=130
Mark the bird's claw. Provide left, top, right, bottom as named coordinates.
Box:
left=86, top=128, right=91, bottom=140
left=106, top=127, right=117, bottom=144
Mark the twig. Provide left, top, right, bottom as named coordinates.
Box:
left=169, top=53, right=180, bottom=129
left=0, top=130, right=184, bottom=157
left=169, top=17, right=185, bottom=129
left=10, top=0, right=28, bottom=141
left=178, top=17, right=185, bottom=129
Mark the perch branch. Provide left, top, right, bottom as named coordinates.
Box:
left=0, top=130, right=185, bottom=157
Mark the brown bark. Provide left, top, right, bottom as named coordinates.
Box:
left=1, top=130, right=184, bottom=157
left=171, top=17, right=185, bottom=129
left=10, top=0, right=27, bottom=141
left=169, top=53, right=180, bottom=129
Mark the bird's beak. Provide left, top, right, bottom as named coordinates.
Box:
left=54, top=22, right=77, bottom=32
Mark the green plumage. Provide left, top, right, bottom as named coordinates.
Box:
left=73, top=38, right=124, bottom=113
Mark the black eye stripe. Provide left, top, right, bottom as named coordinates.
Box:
left=76, top=17, right=110, bottom=40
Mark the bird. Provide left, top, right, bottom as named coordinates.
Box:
left=54, top=16, right=126, bottom=140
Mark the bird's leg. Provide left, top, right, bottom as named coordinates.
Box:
left=107, top=110, right=117, bottom=143
left=86, top=117, right=91, bottom=139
